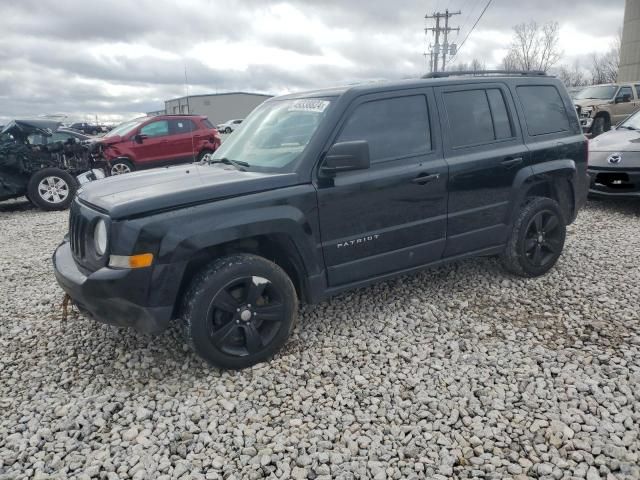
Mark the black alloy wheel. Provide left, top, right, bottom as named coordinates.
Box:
left=207, top=276, right=285, bottom=357
left=523, top=209, right=562, bottom=268
left=182, top=254, right=297, bottom=369
left=501, top=196, right=566, bottom=277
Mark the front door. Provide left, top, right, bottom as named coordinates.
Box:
left=316, top=91, right=448, bottom=287
left=435, top=83, right=528, bottom=257
left=613, top=86, right=637, bottom=124
left=131, top=119, right=170, bottom=165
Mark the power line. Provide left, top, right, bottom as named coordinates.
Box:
left=447, top=0, right=493, bottom=66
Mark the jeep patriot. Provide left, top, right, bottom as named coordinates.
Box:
left=53, top=71, right=589, bottom=369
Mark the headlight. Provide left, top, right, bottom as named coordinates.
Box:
left=583, top=106, right=594, bottom=116
left=94, top=219, right=108, bottom=256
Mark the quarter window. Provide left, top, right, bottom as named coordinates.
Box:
left=517, top=85, right=570, bottom=136
left=337, top=95, right=431, bottom=163
left=140, top=120, right=169, bottom=137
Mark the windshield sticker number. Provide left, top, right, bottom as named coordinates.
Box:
left=288, top=100, right=329, bottom=113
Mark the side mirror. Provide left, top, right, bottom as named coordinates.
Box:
left=321, top=140, right=370, bottom=175
left=134, top=133, right=148, bottom=144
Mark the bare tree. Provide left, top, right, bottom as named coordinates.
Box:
left=502, top=21, right=562, bottom=72
left=590, top=29, right=622, bottom=84
left=555, top=61, right=588, bottom=87
left=446, top=58, right=486, bottom=72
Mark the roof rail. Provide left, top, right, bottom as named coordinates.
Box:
left=422, top=70, right=547, bottom=79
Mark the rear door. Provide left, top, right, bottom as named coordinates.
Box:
left=435, top=83, right=528, bottom=257
left=168, top=118, right=198, bottom=162
left=316, top=90, right=448, bottom=287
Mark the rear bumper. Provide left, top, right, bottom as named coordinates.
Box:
left=588, top=168, right=640, bottom=198
left=53, top=241, right=174, bottom=333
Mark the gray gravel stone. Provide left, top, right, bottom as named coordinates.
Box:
left=1, top=199, right=639, bottom=479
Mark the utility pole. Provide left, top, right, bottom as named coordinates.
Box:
left=425, top=9, right=461, bottom=73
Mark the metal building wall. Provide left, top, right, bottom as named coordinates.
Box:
left=164, top=93, right=271, bottom=125
left=618, top=0, right=640, bottom=82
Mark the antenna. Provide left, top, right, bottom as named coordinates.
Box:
left=184, top=64, right=197, bottom=162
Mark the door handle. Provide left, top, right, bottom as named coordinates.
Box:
left=411, top=173, right=440, bottom=184
left=501, top=157, right=523, bottom=168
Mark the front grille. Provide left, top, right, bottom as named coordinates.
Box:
left=69, top=207, right=88, bottom=259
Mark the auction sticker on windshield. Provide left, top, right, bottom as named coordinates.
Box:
left=288, top=99, right=330, bottom=113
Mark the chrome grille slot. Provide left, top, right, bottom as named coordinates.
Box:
left=69, top=208, right=88, bottom=259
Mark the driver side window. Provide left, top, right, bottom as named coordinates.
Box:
left=140, top=120, right=169, bottom=138
left=618, top=86, right=633, bottom=102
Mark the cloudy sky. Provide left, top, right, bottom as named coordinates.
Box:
left=0, top=0, right=625, bottom=124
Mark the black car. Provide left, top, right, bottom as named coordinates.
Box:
left=53, top=71, right=589, bottom=368
left=0, top=120, right=101, bottom=210
left=588, top=109, right=640, bottom=198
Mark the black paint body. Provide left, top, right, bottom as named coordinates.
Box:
left=53, top=75, right=589, bottom=332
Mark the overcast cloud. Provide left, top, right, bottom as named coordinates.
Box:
left=0, top=0, right=625, bottom=123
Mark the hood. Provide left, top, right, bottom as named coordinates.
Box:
left=1, top=119, right=61, bottom=139
left=78, top=164, right=299, bottom=219
left=574, top=98, right=611, bottom=108
left=589, top=127, right=640, bottom=152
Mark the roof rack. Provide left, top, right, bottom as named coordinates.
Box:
left=422, top=70, right=547, bottom=79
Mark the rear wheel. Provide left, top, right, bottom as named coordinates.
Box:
left=224, top=127, right=232, bottom=134
left=109, top=159, right=134, bottom=176
left=501, top=197, right=566, bottom=277
left=197, top=149, right=214, bottom=162
left=182, top=254, right=298, bottom=369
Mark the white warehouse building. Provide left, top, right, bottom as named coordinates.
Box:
left=161, top=92, right=272, bottom=126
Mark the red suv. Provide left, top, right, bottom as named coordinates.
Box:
left=98, top=115, right=221, bottom=175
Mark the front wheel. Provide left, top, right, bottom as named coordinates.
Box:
left=591, top=116, right=609, bottom=137
left=182, top=254, right=298, bottom=369
left=27, top=168, right=77, bottom=211
left=224, top=127, right=232, bottom=134
left=501, top=197, right=566, bottom=277
left=109, top=159, right=134, bottom=176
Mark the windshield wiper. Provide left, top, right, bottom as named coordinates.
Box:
left=205, top=157, right=250, bottom=171
left=620, top=125, right=637, bottom=130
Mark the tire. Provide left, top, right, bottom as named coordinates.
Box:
left=91, top=130, right=98, bottom=136
left=197, top=149, right=214, bottom=162
left=224, top=127, right=232, bottom=134
left=109, top=159, right=134, bottom=176
left=591, top=116, right=609, bottom=137
left=27, top=168, right=77, bottom=211
left=501, top=197, right=566, bottom=278
left=181, top=254, right=298, bottom=369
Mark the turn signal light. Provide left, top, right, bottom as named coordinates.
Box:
left=109, top=253, right=154, bottom=269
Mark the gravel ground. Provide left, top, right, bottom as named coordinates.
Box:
left=1, top=197, right=639, bottom=480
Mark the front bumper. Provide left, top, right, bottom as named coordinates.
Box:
left=588, top=168, right=640, bottom=198
left=52, top=241, right=174, bottom=333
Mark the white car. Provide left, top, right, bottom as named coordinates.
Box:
left=216, top=119, right=243, bottom=134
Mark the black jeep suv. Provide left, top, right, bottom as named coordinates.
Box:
left=53, top=71, right=589, bottom=369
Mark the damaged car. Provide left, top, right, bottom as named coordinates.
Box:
left=588, top=109, right=640, bottom=198
left=0, top=119, right=104, bottom=210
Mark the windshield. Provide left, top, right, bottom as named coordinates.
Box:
left=575, top=85, right=617, bottom=100
left=209, top=98, right=332, bottom=171
left=105, top=118, right=146, bottom=138
left=620, top=110, right=640, bottom=130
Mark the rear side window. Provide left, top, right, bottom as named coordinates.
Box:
left=170, top=119, right=196, bottom=134
left=444, top=89, right=513, bottom=147
left=337, top=95, right=431, bottom=163
left=517, top=86, right=570, bottom=136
